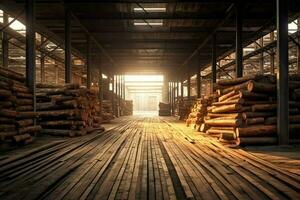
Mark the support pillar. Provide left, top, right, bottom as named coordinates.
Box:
left=196, top=67, right=201, bottom=98
left=259, top=38, right=264, bottom=74
left=277, top=0, right=289, bottom=145
left=111, top=75, right=115, bottom=116
left=172, top=81, right=175, bottom=115
left=40, top=36, right=45, bottom=83
left=297, top=18, right=300, bottom=73
left=26, top=0, right=36, bottom=112
left=2, top=12, right=9, bottom=68
left=163, top=74, right=169, bottom=103
left=65, top=8, right=72, bottom=83
left=176, top=77, right=179, bottom=102
left=187, top=69, right=191, bottom=100
left=180, top=76, right=184, bottom=101
left=168, top=82, right=171, bottom=103
left=170, top=81, right=172, bottom=114
left=123, top=75, right=126, bottom=100
left=212, top=34, right=217, bottom=92
left=98, top=66, right=103, bottom=103
left=118, top=75, right=121, bottom=113
left=86, top=36, right=91, bottom=89
left=115, top=75, right=118, bottom=117
left=270, top=32, right=275, bottom=74
left=235, top=2, right=243, bottom=78
left=120, top=75, right=123, bottom=99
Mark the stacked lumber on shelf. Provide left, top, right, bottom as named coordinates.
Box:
left=201, top=74, right=278, bottom=145
left=185, top=95, right=216, bottom=131
left=102, top=100, right=114, bottom=122
left=158, top=102, right=171, bottom=116
left=122, top=100, right=133, bottom=116
left=36, top=83, right=104, bottom=137
left=0, top=67, right=40, bottom=145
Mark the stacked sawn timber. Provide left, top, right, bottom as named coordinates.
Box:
left=159, top=102, right=171, bottom=116
left=102, top=100, right=114, bottom=122
left=122, top=100, right=133, bottom=116
left=0, top=67, right=40, bottom=145
left=202, top=74, right=279, bottom=145
left=36, top=83, right=104, bottom=137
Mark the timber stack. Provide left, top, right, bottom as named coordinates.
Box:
left=158, top=102, right=171, bottom=116
left=175, top=97, right=196, bottom=120
left=36, top=83, right=104, bottom=137
left=186, top=95, right=217, bottom=131
left=0, top=67, right=40, bottom=145
left=102, top=100, right=114, bottom=122
left=122, top=100, right=133, bottom=116
left=288, top=74, right=300, bottom=143
left=201, top=74, right=279, bottom=146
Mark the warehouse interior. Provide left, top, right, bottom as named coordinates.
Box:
left=0, top=0, right=300, bottom=199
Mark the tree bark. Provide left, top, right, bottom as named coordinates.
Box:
left=237, top=125, right=277, bottom=137
left=247, top=81, right=276, bottom=93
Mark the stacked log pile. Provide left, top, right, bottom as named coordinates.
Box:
left=102, top=100, right=114, bottom=122
left=175, top=98, right=195, bottom=120
left=201, top=74, right=279, bottom=145
left=158, top=102, right=171, bottom=116
left=288, top=74, right=300, bottom=143
left=186, top=95, right=217, bottom=131
left=36, top=83, right=104, bottom=137
left=0, top=67, right=40, bottom=145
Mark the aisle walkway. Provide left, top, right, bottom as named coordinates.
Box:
left=0, top=116, right=299, bottom=200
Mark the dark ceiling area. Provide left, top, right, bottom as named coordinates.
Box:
left=3, top=0, right=300, bottom=75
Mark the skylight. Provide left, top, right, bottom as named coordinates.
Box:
left=134, top=21, right=163, bottom=26
left=134, top=7, right=166, bottom=12
left=133, top=5, right=165, bottom=26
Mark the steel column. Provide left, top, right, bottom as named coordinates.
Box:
left=2, top=12, right=9, bottom=68
left=118, top=75, right=121, bottom=112
left=168, top=82, right=171, bottom=103
left=116, top=75, right=119, bottom=97
left=212, top=34, right=217, bottom=89
left=40, top=36, right=45, bottom=83
left=276, top=0, right=289, bottom=145
left=170, top=82, right=173, bottom=114
left=197, top=66, right=201, bottom=98
left=115, top=75, right=118, bottom=117
left=176, top=77, right=179, bottom=102
left=86, top=35, right=91, bottom=89
left=121, top=75, right=123, bottom=99
left=98, top=66, right=103, bottom=103
left=297, top=18, right=300, bottom=73
left=180, top=76, right=184, bottom=100
left=65, top=8, right=72, bottom=83
left=123, top=75, right=126, bottom=100
left=111, top=75, right=115, bottom=116
left=259, top=38, right=264, bottom=74
left=270, top=32, right=275, bottom=74
left=235, top=2, right=243, bottom=78
left=172, top=81, right=175, bottom=115
left=26, top=0, right=36, bottom=112
left=187, top=69, right=191, bottom=100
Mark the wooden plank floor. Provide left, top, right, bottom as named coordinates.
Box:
left=0, top=116, right=299, bottom=200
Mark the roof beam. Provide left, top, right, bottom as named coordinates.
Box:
left=36, top=13, right=274, bottom=20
